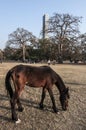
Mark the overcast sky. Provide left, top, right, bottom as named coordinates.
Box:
left=0, top=0, right=86, bottom=49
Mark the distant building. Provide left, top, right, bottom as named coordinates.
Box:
left=42, top=14, right=49, bottom=39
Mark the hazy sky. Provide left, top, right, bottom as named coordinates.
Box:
left=0, top=0, right=86, bottom=49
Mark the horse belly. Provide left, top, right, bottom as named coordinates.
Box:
left=26, top=80, right=46, bottom=88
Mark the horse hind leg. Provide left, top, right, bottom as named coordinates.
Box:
left=39, top=87, right=47, bottom=109
left=17, top=98, right=24, bottom=112
left=14, top=85, right=24, bottom=123
left=10, top=93, right=19, bottom=121
left=11, top=84, right=24, bottom=122
left=16, top=84, right=25, bottom=112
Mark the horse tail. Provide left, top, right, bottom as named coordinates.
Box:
left=5, top=69, right=14, bottom=99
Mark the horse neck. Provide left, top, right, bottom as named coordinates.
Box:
left=55, top=74, right=66, bottom=94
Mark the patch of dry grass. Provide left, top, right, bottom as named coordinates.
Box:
left=0, top=63, right=86, bottom=130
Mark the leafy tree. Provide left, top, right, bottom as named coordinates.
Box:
left=79, top=33, right=86, bottom=62
left=0, top=49, right=3, bottom=62
left=4, top=47, right=21, bottom=60
left=38, top=38, right=57, bottom=60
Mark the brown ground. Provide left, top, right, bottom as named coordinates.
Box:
left=0, top=63, right=86, bottom=130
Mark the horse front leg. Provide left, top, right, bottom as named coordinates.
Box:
left=39, top=87, right=46, bottom=109
left=47, top=87, right=58, bottom=113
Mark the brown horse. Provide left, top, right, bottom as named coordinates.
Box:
left=5, top=64, right=70, bottom=123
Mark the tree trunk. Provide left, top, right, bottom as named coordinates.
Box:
left=58, top=42, right=63, bottom=63
left=22, top=44, right=26, bottom=62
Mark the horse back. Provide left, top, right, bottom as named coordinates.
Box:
left=11, top=65, right=57, bottom=87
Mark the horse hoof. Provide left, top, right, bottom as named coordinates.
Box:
left=52, top=107, right=58, bottom=113
left=18, top=107, right=24, bottom=112
left=39, top=104, right=44, bottom=109
left=54, top=110, right=59, bottom=113
left=15, top=118, right=21, bottom=124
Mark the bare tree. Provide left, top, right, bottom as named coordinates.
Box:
left=48, top=13, right=82, bottom=62
left=6, top=28, right=37, bottom=62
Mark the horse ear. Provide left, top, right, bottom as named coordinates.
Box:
left=66, top=87, right=69, bottom=92
left=66, top=87, right=70, bottom=98
left=65, top=87, right=68, bottom=93
left=65, top=87, right=69, bottom=94
left=63, top=87, right=69, bottom=94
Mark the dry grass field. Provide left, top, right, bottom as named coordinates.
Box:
left=0, top=63, right=86, bottom=130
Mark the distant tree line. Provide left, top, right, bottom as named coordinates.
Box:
left=1, top=13, right=86, bottom=63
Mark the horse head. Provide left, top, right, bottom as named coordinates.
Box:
left=60, top=87, right=70, bottom=111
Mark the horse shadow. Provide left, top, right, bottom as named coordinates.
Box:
left=0, top=94, right=12, bottom=122
left=0, top=94, right=8, bottom=100
left=0, top=93, right=61, bottom=122
left=0, top=94, right=10, bottom=110
left=20, top=97, right=60, bottom=113
left=65, top=82, right=86, bottom=86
